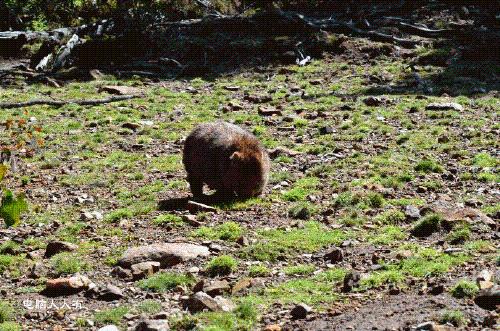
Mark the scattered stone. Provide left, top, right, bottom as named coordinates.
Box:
left=426, top=102, right=464, bottom=111
left=264, top=324, right=281, bottom=331
left=268, top=147, right=300, bottom=159
left=183, top=291, right=236, bottom=313
left=98, top=326, right=119, bottom=331
left=430, top=201, right=497, bottom=230
left=97, top=284, right=124, bottom=301
left=324, top=247, right=344, bottom=264
left=44, top=241, right=78, bottom=258
left=415, top=322, right=453, bottom=331
left=244, top=94, right=272, bottom=103
left=193, top=280, right=230, bottom=297
left=111, top=266, right=133, bottom=279
left=29, top=262, right=46, bottom=279
left=99, top=85, right=142, bottom=96
left=474, top=285, right=500, bottom=310
left=122, top=122, right=141, bottom=131
left=309, top=79, right=322, bottom=85
left=118, top=243, right=210, bottom=268
left=476, top=270, right=494, bottom=290
left=319, top=126, right=334, bottom=135
left=223, top=86, right=240, bottom=91
left=209, top=243, right=223, bottom=252
left=188, top=266, right=200, bottom=274
left=291, top=303, right=313, bottom=320
left=44, top=274, right=92, bottom=296
left=363, top=96, right=385, bottom=106
left=186, top=201, right=217, bottom=213
left=236, top=236, right=249, bottom=246
left=231, top=278, right=252, bottom=295
left=342, top=271, right=361, bottom=292
left=404, top=205, right=421, bottom=220
left=182, top=214, right=203, bottom=227
left=134, top=319, right=169, bottom=331
left=131, top=261, right=161, bottom=280
left=258, top=106, right=282, bottom=116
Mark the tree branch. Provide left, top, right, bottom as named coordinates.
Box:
left=0, top=95, right=139, bottom=109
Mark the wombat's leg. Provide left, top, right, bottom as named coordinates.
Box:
left=187, top=177, right=203, bottom=198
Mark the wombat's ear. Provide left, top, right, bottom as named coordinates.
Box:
left=230, top=151, right=243, bottom=163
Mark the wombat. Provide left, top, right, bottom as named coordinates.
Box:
left=183, top=121, right=270, bottom=200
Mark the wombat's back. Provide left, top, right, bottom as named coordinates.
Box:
left=183, top=121, right=269, bottom=198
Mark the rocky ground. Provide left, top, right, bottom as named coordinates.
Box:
left=0, top=22, right=499, bottom=331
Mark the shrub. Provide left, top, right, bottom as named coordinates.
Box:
left=411, top=214, right=442, bottom=237
left=206, top=255, right=238, bottom=277
left=439, top=310, right=467, bottom=327
left=450, top=280, right=479, bottom=298
left=137, top=272, right=194, bottom=292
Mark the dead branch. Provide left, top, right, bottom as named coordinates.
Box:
left=0, top=95, right=139, bottom=109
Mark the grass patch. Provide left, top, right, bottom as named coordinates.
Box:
left=0, top=301, right=14, bottom=323
left=193, top=222, right=244, bottom=241
left=283, top=264, right=316, bottom=276
left=439, top=310, right=467, bottom=327
left=137, top=272, right=195, bottom=292
left=450, top=280, right=479, bottom=298
left=206, top=255, right=238, bottom=277
left=368, top=226, right=406, bottom=245
left=242, top=221, right=347, bottom=261
left=136, top=300, right=163, bottom=314
left=411, top=214, right=442, bottom=237
left=94, top=306, right=130, bottom=326
left=50, top=252, right=88, bottom=275
left=414, top=159, right=444, bottom=173
left=248, top=264, right=271, bottom=277
left=152, top=214, right=184, bottom=227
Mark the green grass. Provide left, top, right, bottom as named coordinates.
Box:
left=283, top=264, right=316, bottom=276
left=136, top=300, right=163, bottom=314
left=439, top=310, right=467, bottom=327
left=194, top=222, right=244, bottom=241
left=473, top=152, right=497, bottom=168
left=450, top=280, right=479, bottom=298
left=94, top=306, right=130, bottom=326
left=368, top=226, right=406, bottom=245
left=50, top=252, right=88, bottom=275
left=206, top=255, right=238, bottom=277
left=242, top=221, right=348, bottom=261
left=0, top=322, right=21, bottom=331
left=152, top=214, right=184, bottom=227
left=414, top=159, right=444, bottom=173
left=0, top=301, right=14, bottom=323
left=411, top=214, right=442, bottom=237
left=137, top=272, right=195, bottom=292
left=248, top=264, right=271, bottom=277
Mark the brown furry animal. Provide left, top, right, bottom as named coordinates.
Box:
left=183, top=121, right=270, bottom=200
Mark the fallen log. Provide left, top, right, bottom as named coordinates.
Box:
left=0, top=95, right=139, bottom=109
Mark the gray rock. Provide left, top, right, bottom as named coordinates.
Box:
left=342, top=271, right=361, bottom=292
left=134, top=319, right=169, bottom=331
left=131, top=261, right=161, bottom=280
left=97, top=284, right=124, bottom=301
left=118, top=243, right=210, bottom=268
left=193, top=280, right=230, bottom=297
left=426, top=102, right=464, bottom=111
left=44, top=241, right=78, bottom=258
left=29, top=262, right=46, bottom=279
left=324, top=247, right=343, bottom=263
left=98, top=325, right=120, bottom=331
left=184, top=291, right=236, bottom=313
left=111, top=266, right=133, bottom=279
left=404, top=205, right=420, bottom=220
left=363, top=96, right=385, bottom=106
left=291, top=303, right=312, bottom=320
